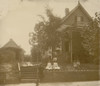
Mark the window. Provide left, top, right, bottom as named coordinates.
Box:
left=77, top=16, right=81, bottom=21
left=75, top=16, right=83, bottom=22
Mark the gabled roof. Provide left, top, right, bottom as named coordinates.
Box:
left=62, top=1, right=92, bottom=23
left=3, top=39, right=20, bottom=49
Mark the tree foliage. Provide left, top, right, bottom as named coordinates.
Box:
left=80, top=15, right=99, bottom=64
left=30, top=7, right=62, bottom=61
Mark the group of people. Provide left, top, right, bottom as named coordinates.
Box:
left=45, top=57, right=60, bottom=70
left=45, top=62, right=60, bottom=70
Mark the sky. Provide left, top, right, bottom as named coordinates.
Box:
left=0, top=0, right=100, bottom=54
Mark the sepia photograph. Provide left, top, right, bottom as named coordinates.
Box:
left=0, top=0, right=100, bottom=86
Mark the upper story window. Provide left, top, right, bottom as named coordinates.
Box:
left=77, top=16, right=81, bottom=21
left=75, top=16, right=84, bottom=22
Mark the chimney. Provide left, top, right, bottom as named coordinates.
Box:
left=65, top=8, right=69, bottom=16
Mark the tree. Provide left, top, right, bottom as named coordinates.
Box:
left=29, top=7, right=61, bottom=62
left=23, top=55, right=32, bottom=62
left=80, top=16, right=99, bottom=64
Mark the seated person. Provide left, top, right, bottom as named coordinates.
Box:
left=45, top=62, right=52, bottom=70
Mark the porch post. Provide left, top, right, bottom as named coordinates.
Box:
left=70, top=27, right=73, bottom=63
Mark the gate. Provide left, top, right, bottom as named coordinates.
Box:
left=20, top=66, right=40, bottom=82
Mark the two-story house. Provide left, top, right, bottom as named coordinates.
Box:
left=57, top=1, right=92, bottom=64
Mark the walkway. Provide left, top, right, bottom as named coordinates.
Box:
left=2, top=80, right=100, bottom=86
